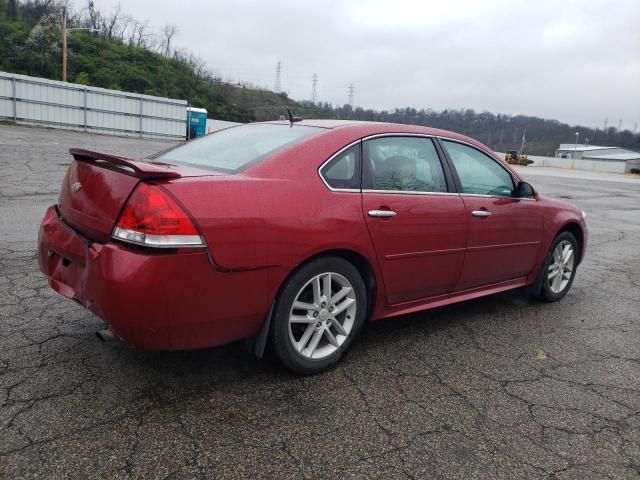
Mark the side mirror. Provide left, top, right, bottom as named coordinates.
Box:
left=515, top=181, right=535, bottom=198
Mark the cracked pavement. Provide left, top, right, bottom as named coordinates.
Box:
left=1, top=123, right=639, bottom=479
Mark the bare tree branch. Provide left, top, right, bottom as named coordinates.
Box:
left=160, top=23, right=178, bottom=57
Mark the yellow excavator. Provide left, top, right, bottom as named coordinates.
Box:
left=505, top=150, right=533, bottom=166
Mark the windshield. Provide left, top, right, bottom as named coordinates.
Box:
left=155, top=123, right=323, bottom=172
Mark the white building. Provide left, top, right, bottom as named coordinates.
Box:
left=555, top=144, right=640, bottom=173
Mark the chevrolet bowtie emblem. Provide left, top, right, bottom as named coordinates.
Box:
left=71, top=181, right=82, bottom=192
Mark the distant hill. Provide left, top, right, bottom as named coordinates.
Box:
left=333, top=106, right=640, bottom=156
left=1, top=0, right=638, bottom=155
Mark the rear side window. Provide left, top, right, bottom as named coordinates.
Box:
left=363, top=136, right=448, bottom=193
left=442, top=140, right=514, bottom=196
left=155, top=124, right=322, bottom=172
left=320, top=144, right=361, bottom=190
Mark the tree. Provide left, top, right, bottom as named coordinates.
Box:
left=103, top=2, right=120, bottom=39
left=86, top=0, right=100, bottom=29
left=160, top=23, right=178, bottom=57
left=116, top=14, right=131, bottom=41
left=23, top=11, right=62, bottom=77
left=130, top=19, right=151, bottom=48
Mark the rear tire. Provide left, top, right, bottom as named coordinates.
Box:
left=536, top=231, right=579, bottom=302
left=270, top=257, right=367, bottom=375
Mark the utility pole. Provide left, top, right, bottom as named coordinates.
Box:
left=62, top=9, right=98, bottom=83
left=274, top=61, right=282, bottom=93
left=634, top=121, right=638, bottom=134
left=311, top=73, right=318, bottom=104
left=604, top=117, right=608, bottom=134
left=62, top=7, right=67, bottom=81
left=347, top=83, right=355, bottom=107
left=617, top=119, right=622, bottom=131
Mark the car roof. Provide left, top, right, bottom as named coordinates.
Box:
left=260, top=119, right=376, bottom=129
left=308, top=119, right=373, bottom=128
left=259, top=119, right=480, bottom=145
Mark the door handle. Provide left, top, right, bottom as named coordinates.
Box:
left=471, top=210, right=492, bottom=217
left=368, top=210, right=397, bottom=218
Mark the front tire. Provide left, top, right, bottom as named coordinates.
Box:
left=270, top=257, right=367, bottom=374
left=537, top=231, right=579, bottom=302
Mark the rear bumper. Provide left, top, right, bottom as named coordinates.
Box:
left=38, top=205, right=272, bottom=350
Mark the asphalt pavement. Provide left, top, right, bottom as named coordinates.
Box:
left=1, top=124, right=639, bottom=479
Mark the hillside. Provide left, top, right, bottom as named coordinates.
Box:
left=1, top=0, right=638, bottom=155
left=0, top=0, right=333, bottom=122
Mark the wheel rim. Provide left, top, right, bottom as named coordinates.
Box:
left=547, top=240, right=575, bottom=294
left=288, top=272, right=357, bottom=360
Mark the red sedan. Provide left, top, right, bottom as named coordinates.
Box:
left=38, top=120, right=587, bottom=374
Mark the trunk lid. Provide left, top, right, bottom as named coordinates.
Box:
left=58, top=149, right=216, bottom=243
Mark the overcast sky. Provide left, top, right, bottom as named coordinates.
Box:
left=85, top=0, right=639, bottom=129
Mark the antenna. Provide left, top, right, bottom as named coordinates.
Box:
left=311, top=73, right=318, bottom=104
left=274, top=61, right=282, bottom=93
left=286, top=109, right=303, bottom=126
left=347, top=83, right=355, bottom=107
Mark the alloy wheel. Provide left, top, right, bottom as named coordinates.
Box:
left=547, top=240, right=575, bottom=294
left=288, top=272, right=357, bottom=360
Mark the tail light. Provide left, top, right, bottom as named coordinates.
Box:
left=112, top=183, right=204, bottom=248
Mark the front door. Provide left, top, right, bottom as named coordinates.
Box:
left=361, top=136, right=467, bottom=304
left=440, top=140, right=543, bottom=290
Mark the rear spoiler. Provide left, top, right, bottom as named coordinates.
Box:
left=69, top=148, right=181, bottom=180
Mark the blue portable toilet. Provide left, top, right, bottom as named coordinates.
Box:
left=187, top=107, right=207, bottom=139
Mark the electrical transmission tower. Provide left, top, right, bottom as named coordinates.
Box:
left=274, top=61, right=282, bottom=93
left=311, top=73, right=318, bottom=104
left=347, top=83, right=355, bottom=107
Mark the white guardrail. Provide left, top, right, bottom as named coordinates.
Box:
left=0, top=71, right=187, bottom=139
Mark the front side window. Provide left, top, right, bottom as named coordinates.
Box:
left=442, top=141, right=514, bottom=196
left=155, top=124, right=322, bottom=172
left=363, top=136, right=448, bottom=193
left=320, top=144, right=361, bottom=190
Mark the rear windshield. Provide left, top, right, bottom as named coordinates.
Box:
left=155, top=123, right=322, bottom=172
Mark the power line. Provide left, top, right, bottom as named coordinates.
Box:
left=347, top=83, right=355, bottom=107
left=311, top=73, right=318, bottom=104
left=274, top=61, right=282, bottom=93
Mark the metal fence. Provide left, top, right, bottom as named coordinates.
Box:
left=0, top=72, right=187, bottom=139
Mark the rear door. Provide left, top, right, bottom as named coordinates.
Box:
left=440, top=140, right=543, bottom=290
left=361, top=136, right=467, bottom=304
